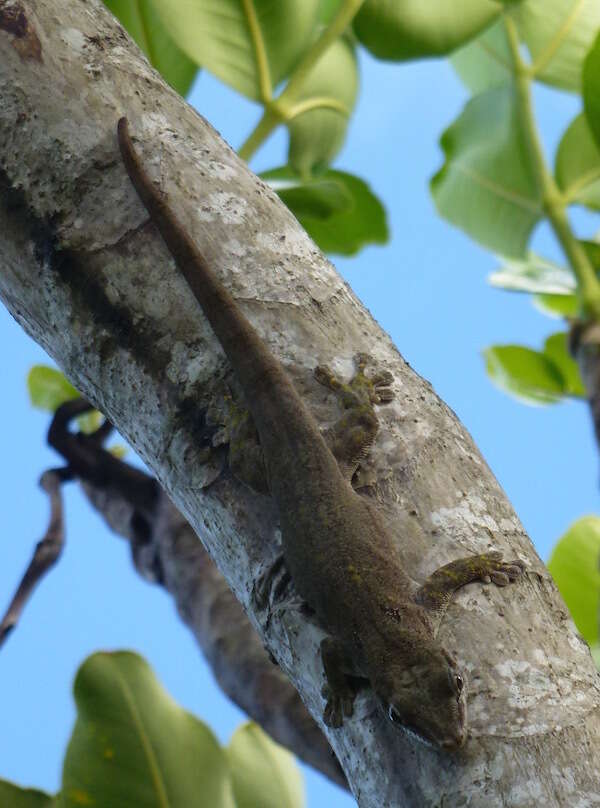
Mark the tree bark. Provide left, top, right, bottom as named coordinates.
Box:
left=1, top=2, right=600, bottom=805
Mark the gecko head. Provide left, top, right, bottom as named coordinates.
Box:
left=374, top=646, right=467, bottom=750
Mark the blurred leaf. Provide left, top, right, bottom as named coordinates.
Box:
left=533, top=293, right=579, bottom=317
left=353, top=0, right=500, bottom=61
left=555, top=113, right=600, bottom=209
left=262, top=167, right=388, bottom=255
left=488, top=254, right=576, bottom=295
left=103, top=0, right=197, bottom=96
left=319, top=0, right=344, bottom=24
left=109, top=445, right=129, bottom=459
left=513, top=0, right=600, bottom=92
left=227, top=723, right=304, bottom=808
left=483, top=345, right=566, bottom=404
left=61, top=652, right=236, bottom=808
left=543, top=332, right=585, bottom=397
left=149, top=0, right=320, bottom=100
left=548, top=516, right=600, bottom=646
left=0, top=781, right=54, bottom=807
left=264, top=173, right=353, bottom=218
left=77, top=410, right=103, bottom=435
left=584, top=32, right=600, bottom=149
left=287, top=35, right=358, bottom=175
left=27, top=366, right=78, bottom=412
left=431, top=85, right=542, bottom=257
left=451, top=18, right=512, bottom=93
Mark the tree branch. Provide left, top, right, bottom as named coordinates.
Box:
left=1, top=2, right=600, bottom=804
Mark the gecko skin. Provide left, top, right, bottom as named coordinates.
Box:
left=117, top=118, right=524, bottom=750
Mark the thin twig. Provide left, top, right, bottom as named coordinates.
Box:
left=0, top=468, right=70, bottom=648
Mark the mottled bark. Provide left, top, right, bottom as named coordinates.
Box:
left=1, top=2, right=600, bottom=805
left=79, top=440, right=346, bottom=789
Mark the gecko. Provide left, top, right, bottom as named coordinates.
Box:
left=117, top=117, right=524, bottom=750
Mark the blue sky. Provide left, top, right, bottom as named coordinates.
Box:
left=0, top=50, right=598, bottom=808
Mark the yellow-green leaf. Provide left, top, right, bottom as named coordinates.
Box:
left=513, top=0, right=600, bottom=92
left=548, top=516, right=600, bottom=646
left=262, top=167, right=388, bottom=255
left=61, top=652, right=236, bottom=808
left=583, top=31, right=600, bottom=149
left=431, top=85, right=542, bottom=257
left=556, top=113, right=600, bottom=209
left=149, top=0, right=320, bottom=101
left=227, top=723, right=304, bottom=808
left=0, top=781, right=54, bottom=808
left=27, top=366, right=78, bottom=412
left=103, top=0, right=197, bottom=96
left=451, top=18, right=512, bottom=94
left=353, top=0, right=501, bottom=61
left=287, top=35, right=358, bottom=175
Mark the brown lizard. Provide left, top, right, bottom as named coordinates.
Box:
left=117, top=117, right=524, bottom=750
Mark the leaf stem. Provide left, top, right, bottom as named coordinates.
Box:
left=237, top=0, right=365, bottom=162
left=504, top=14, right=600, bottom=320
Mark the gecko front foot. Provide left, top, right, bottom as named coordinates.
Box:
left=253, top=554, right=293, bottom=613
left=314, top=353, right=394, bottom=481
left=322, top=683, right=356, bottom=728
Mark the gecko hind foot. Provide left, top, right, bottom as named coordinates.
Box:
left=478, top=552, right=525, bottom=585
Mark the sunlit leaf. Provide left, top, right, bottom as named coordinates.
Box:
left=533, top=293, right=579, bottom=317
left=431, top=85, right=542, bottom=257
left=543, top=332, right=585, bottom=397
left=548, top=516, right=600, bottom=646
left=227, top=723, right=305, bottom=808
left=488, top=254, right=576, bottom=295
left=0, top=781, right=54, bottom=807
left=61, top=652, right=236, bottom=808
left=27, top=366, right=78, bottom=412
left=262, top=167, right=388, bottom=255
left=555, top=113, right=600, bottom=209
left=103, top=0, right=197, bottom=96
left=287, top=35, right=358, bottom=175
left=483, top=345, right=566, bottom=404
left=583, top=31, right=600, bottom=149
left=353, top=0, right=500, bottom=61
left=451, top=17, right=512, bottom=93
left=149, top=0, right=320, bottom=100
left=513, top=0, right=600, bottom=92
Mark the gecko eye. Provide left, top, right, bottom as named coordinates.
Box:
left=388, top=706, right=403, bottom=725
left=455, top=674, right=464, bottom=696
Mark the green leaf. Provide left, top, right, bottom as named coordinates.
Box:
left=555, top=113, right=600, bottom=209
left=583, top=31, right=600, bottom=149
left=533, top=293, right=579, bottom=317
left=0, top=781, right=54, bottom=808
left=61, top=652, right=236, bottom=808
left=591, top=643, right=600, bottom=668
left=264, top=174, right=353, bottom=218
left=431, top=85, right=542, bottom=257
left=543, top=332, right=585, bottom=397
left=483, top=345, right=566, bottom=404
left=262, top=167, right=388, bottom=255
left=227, top=722, right=304, bottom=808
left=548, top=516, right=600, bottom=646
left=353, top=0, right=501, bottom=61
left=27, top=366, right=78, bottom=411
left=287, top=35, right=358, bottom=175
left=513, top=0, right=600, bottom=92
left=103, top=0, right=197, bottom=96
left=149, top=0, right=320, bottom=100
left=451, top=18, right=512, bottom=93
left=488, top=254, right=576, bottom=295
